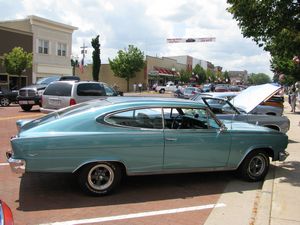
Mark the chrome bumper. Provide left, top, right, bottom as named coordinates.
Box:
left=6, top=151, right=26, bottom=174
left=279, top=151, right=289, bottom=161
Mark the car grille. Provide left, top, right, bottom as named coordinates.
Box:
left=19, top=89, right=37, bottom=97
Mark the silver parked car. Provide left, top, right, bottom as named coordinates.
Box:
left=192, top=95, right=290, bottom=133
left=193, top=84, right=284, bottom=116
left=41, top=81, right=119, bottom=113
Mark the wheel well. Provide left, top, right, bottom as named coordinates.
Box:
left=74, top=161, right=127, bottom=175
left=264, top=125, right=280, bottom=131
left=249, top=148, right=274, bottom=160
left=266, top=112, right=276, bottom=116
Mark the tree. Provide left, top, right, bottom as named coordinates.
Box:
left=70, top=58, right=79, bottom=76
left=109, top=45, right=145, bottom=91
left=3, top=47, right=32, bottom=89
left=179, top=69, right=192, bottom=83
left=248, top=73, right=271, bottom=85
left=223, top=71, right=231, bottom=83
left=192, top=64, right=206, bottom=84
left=91, top=35, right=101, bottom=81
left=206, top=70, right=216, bottom=83
left=227, top=0, right=300, bottom=80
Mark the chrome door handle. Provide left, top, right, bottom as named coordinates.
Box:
left=165, top=138, right=177, bottom=141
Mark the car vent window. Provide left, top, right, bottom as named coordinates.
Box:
left=104, top=108, right=163, bottom=129
left=103, top=84, right=115, bottom=96
left=43, top=83, right=72, bottom=96
left=77, top=83, right=105, bottom=96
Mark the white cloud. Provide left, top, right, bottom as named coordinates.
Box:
left=0, top=0, right=273, bottom=76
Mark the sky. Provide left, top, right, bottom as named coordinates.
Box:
left=0, top=0, right=273, bottom=76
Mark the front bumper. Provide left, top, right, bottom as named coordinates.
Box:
left=6, top=151, right=26, bottom=174
left=279, top=151, right=289, bottom=161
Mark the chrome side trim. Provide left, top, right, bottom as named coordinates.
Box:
left=127, top=166, right=237, bottom=176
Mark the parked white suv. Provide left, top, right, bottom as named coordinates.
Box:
left=41, top=81, right=119, bottom=113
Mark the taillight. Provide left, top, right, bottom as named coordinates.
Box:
left=192, top=91, right=196, bottom=94
left=69, top=98, right=76, bottom=106
left=0, top=200, right=14, bottom=225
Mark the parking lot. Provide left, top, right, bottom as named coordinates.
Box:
left=0, top=100, right=298, bottom=225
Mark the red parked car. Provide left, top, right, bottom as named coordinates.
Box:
left=0, top=200, right=14, bottom=225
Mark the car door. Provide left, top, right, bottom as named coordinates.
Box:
left=163, top=107, right=232, bottom=169
left=103, top=107, right=165, bottom=173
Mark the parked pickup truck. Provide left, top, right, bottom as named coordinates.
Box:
left=155, top=82, right=178, bottom=93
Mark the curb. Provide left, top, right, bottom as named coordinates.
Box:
left=254, top=164, right=275, bottom=225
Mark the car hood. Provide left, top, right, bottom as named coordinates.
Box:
left=222, top=120, right=276, bottom=133
left=20, top=84, right=47, bottom=91
left=230, top=84, right=280, bottom=113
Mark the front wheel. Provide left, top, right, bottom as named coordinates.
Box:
left=78, top=162, right=122, bottom=196
left=0, top=97, right=10, bottom=107
left=238, top=150, right=269, bottom=182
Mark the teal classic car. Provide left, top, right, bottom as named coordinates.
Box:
left=7, top=97, right=289, bottom=196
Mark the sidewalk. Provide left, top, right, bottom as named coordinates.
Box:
left=205, top=106, right=300, bottom=225
left=256, top=111, right=300, bottom=225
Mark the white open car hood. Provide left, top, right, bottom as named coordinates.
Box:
left=230, top=84, right=280, bottom=113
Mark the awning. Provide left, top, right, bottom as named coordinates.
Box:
left=152, top=67, right=180, bottom=77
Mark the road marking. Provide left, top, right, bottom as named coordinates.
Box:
left=40, top=203, right=226, bottom=225
left=0, top=163, right=9, bottom=166
left=0, top=114, right=42, bottom=121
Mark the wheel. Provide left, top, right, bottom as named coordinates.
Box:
left=0, top=97, right=10, bottom=107
left=20, top=105, right=33, bottom=111
left=159, top=89, right=165, bottom=94
left=78, top=162, right=122, bottom=196
left=238, top=150, right=269, bottom=182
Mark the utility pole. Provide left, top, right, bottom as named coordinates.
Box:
left=80, top=42, right=88, bottom=65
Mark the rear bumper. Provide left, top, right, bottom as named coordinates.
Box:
left=6, top=151, right=26, bottom=174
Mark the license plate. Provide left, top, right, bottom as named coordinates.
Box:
left=19, top=100, right=35, bottom=105
left=49, top=99, right=61, bottom=106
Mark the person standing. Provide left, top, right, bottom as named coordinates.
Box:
left=133, top=83, right=137, bottom=92
left=288, top=84, right=297, bottom=112
left=138, top=82, right=142, bottom=93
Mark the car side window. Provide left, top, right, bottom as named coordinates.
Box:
left=163, top=107, right=220, bottom=129
left=77, top=83, right=105, bottom=96
left=103, top=84, right=116, bottom=96
left=104, top=108, right=163, bottom=129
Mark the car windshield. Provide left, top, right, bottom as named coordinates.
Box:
left=36, top=76, right=60, bottom=85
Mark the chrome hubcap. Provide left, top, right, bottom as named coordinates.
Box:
left=248, top=155, right=266, bottom=177
left=88, top=164, right=114, bottom=190
left=0, top=98, right=9, bottom=106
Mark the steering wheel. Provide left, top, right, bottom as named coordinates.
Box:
left=171, top=115, right=183, bottom=129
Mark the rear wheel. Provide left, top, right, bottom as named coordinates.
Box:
left=20, top=105, right=33, bottom=111
left=0, top=97, right=10, bottom=107
left=78, top=162, right=122, bottom=196
left=238, top=150, right=269, bottom=181
left=159, top=89, right=165, bottom=94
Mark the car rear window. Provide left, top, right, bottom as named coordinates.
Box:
left=43, top=82, right=73, bottom=96
left=77, top=83, right=105, bottom=96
